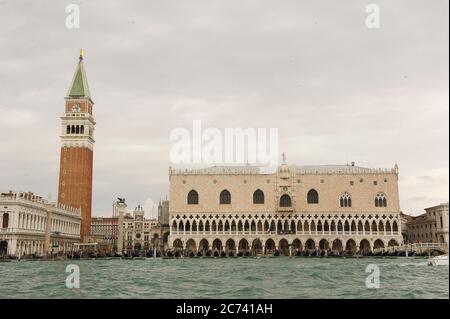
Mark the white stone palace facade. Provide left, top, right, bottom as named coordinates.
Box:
left=168, top=161, right=403, bottom=256
left=405, top=203, right=449, bottom=245
left=0, top=191, right=81, bottom=258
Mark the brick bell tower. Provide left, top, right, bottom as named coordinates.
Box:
left=57, top=49, right=95, bottom=241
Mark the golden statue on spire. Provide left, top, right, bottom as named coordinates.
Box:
left=79, top=48, right=84, bottom=60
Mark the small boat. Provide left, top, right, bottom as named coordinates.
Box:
left=428, top=254, right=449, bottom=266
left=387, top=250, right=397, bottom=257
left=134, top=257, right=146, bottom=260
left=342, top=250, right=353, bottom=257
left=328, top=250, right=339, bottom=257
left=72, top=252, right=81, bottom=259
left=373, top=251, right=382, bottom=257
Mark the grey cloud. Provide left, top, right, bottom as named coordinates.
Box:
left=0, top=0, right=448, bottom=216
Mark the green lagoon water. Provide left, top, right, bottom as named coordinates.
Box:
left=0, top=257, right=448, bottom=299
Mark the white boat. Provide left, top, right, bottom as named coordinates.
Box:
left=428, top=254, right=449, bottom=266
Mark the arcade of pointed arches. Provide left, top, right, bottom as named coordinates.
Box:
left=170, top=237, right=400, bottom=256
left=170, top=213, right=401, bottom=255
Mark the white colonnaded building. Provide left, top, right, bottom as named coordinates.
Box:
left=168, top=159, right=404, bottom=256
left=0, top=191, right=81, bottom=258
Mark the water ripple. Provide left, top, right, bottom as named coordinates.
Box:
left=0, top=257, right=448, bottom=299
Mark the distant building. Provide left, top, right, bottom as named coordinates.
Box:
left=405, top=203, right=449, bottom=245
left=124, top=205, right=157, bottom=251
left=90, top=215, right=128, bottom=253
left=400, top=212, right=413, bottom=243
left=91, top=204, right=163, bottom=252
left=156, top=199, right=171, bottom=249
left=0, top=191, right=81, bottom=258
left=91, top=216, right=116, bottom=242
left=158, top=199, right=170, bottom=226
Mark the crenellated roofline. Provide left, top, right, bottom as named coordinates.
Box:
left=169, top=164, right=399, bottom=176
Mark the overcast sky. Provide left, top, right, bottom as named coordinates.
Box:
left=0, top=0, right=448, bottom=218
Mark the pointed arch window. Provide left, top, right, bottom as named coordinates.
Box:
left=375, top=193, right=387, bottom=207
left=187, top=190, right=199, bottom=205
left=393, top=221, right=398, bottom=233
left=340, top=193, right=352, bottom=207
left=279, top=194, right=292, bottom=207
left=307, top=189, right=319, bottom=204
left=253, top=189, right=264, bottom=204
left=220, top=190, right=231, bottom=204
left=231, top=220, right=236, bottom=232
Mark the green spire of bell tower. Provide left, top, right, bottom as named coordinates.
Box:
left=66, top=49, right=92, bottom=100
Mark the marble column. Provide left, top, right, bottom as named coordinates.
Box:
left=117, top=201, right=127, bottom=254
